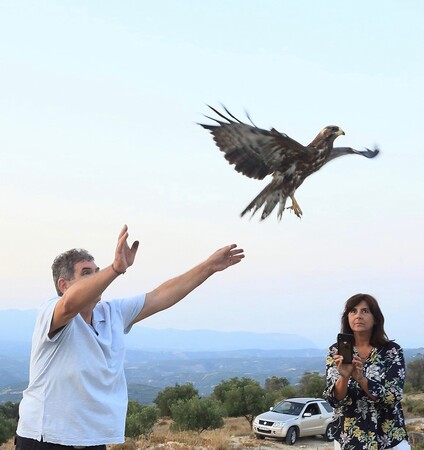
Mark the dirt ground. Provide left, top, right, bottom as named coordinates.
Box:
left=229, top=435, right=334, bottom=450
left=3, top=418, right=422, bottom=450
left=2, top=435, right=333, bottom=450
left=127, top=417, right=338, bottom=450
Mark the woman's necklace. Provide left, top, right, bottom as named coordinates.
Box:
left=356, top=346, right=373, bottom=362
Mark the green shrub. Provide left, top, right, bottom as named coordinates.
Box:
left=212, top=377, right=267, bottom=427
left=125, top=402, right=159, bottom=438
left=170, top=397, right=225, bottom=433
left=406, top=357, right=424, bottom=392
left=154, top=383, right=198, bottom=417
left=412, top=403, right=424, bottom=416
left=402, top=397, right=424, bottom=417
left=0, top=402, right=19, bottom=445
left=0, top=417, right=16, bottom=445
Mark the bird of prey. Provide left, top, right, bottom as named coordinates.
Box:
left=200, top=105, right=379, bottom=221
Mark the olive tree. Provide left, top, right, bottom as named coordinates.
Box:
left=213, top=377, right=267, bottom=427
left=0, top=401, right=19, bottom=445
left=154, top=383, right=198, bottom=417
left=125, top=400, right=159, bottom=438
left=170, top=397, right=225, bottom=433
left=297, top=371, right=326, bottom=398
left=265, top=376, right=290, bottom=392
left=406, top=356, right=424, bottom=392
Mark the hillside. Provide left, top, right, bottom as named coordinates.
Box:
left=1, top=309, right=423, bottom=405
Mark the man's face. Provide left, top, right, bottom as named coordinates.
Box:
left=61, top=260, right=100, bottom=294
left=72, top=260, right=100, bottom=281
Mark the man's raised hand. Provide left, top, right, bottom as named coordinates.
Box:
left=113, top=225, right=139, bottom=274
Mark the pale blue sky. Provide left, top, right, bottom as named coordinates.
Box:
left=0, top=1, right=422, bottom=348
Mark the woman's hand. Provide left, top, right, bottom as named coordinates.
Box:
left=333, top=352, right=353, bottom=400
left=334, top=352, right=354, bottom=379
left=351, top=355, right=365, bottom=382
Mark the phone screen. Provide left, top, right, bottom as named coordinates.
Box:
left=337, top=333, right=354, bottom=364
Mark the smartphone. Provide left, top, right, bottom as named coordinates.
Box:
left=337, top=333, right=354, bottom=364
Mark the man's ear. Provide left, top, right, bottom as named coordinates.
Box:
left=57, top=278, right=70, bottom=295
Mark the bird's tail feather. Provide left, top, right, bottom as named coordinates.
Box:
left=241, top=184, right=288, bottom=221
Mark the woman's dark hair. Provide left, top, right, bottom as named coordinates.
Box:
left=341, top=293, right=390, bottom=348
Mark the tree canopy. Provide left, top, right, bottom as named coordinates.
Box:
left=213, top=377, right=268, bottom=427
left=154, top=383, right=198, bottom=417
left=170, top=397, right=225, bottom=433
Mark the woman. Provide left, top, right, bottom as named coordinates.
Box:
left=324, top=294, right=409, bottom=450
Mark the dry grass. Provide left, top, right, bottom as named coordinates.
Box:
left=5, top=413, right=423, bottom=450
left=109, top=440, right=138, bottom=450
left=2, top=437, right=14, bottom=450
left=110, top=395, right=424, bottom=449
left=122, top=417, right=253, bottom=449
left=408, top=393, right=424, bottom=402
left=113, top=417, right=334, bottom=450
left=408, top=420, right=424, bottom=433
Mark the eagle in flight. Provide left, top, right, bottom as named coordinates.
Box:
left=200, top=105, right=379, bottom=221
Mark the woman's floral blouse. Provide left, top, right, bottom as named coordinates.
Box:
left=323, top=341, right=408, bottom=450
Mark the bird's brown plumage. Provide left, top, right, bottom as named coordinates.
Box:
left=200, top=105, right=379, bottom=221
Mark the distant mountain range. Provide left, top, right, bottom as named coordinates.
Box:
left=0, top=308, right=323, bottom=404
left=0, top=308, right=318, bottom=353
left=1, top=309, right=422, bottom=405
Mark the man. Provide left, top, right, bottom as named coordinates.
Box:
left=16, top=225, right=245, bottom=450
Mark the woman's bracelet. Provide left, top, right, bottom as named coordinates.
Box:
left=111, top=263, right=126, bottom=275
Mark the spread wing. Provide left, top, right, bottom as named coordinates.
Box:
left=200, top=105, right=311, bottom=180
left=326, top=146, right=380, bottom=163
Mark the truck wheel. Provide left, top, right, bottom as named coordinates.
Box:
left=324, top=424, right=334, bottom=441
left=285, top=426, right=298, bottom=445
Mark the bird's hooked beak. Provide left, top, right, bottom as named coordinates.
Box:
left=336, top=128, right=345, bottom=136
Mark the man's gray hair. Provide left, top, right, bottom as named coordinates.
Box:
left=52, top=248, right=94, bottom=296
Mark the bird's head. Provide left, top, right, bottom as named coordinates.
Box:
left=309, top=125, right=345, bottom=149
